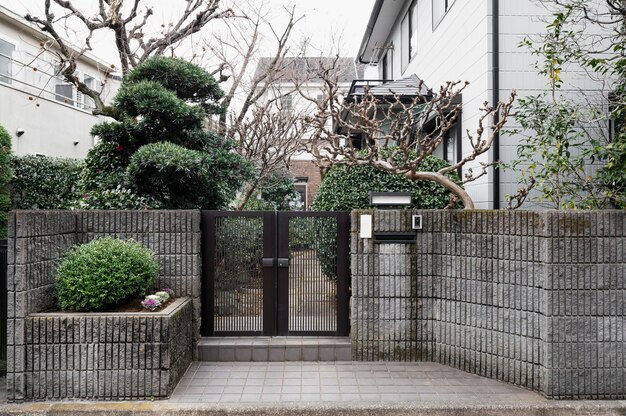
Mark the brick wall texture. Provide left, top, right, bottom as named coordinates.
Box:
left=289, top=160, right=322, bottom=209
left=6, top=210, right=200, bottom=402
left=351, top=210, right=626, bottom=399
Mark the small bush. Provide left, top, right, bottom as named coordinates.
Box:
left=56, top=237, right=159, bottom=311
left=11, top=155, right=83, bottom=209
left=0, top=125, right=12, bottom=238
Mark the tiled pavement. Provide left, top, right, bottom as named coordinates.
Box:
left=169, top=361, right=545, bottom=404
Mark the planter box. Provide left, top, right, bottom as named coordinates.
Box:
left=21, top=297, right=193, bottom=401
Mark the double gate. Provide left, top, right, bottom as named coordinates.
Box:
left=201, top=211, right=350, bottom=336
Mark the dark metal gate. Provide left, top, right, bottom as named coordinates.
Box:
left=201, top=211, right=350, bottom=337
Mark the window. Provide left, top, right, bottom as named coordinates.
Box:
left=55, top=82, right=74, bottom=106
left=382, top=50, right=393, bottom=81
left=433, top=0, right=456, bottom=29
left=81, top=74, right=96, bottom=110
left=294, top=183, right=307, bottom=211
left=280, top=93, right=293, bottom=114
left=0, top=38, right=15, bottom=84
left=443, top=125, right=456, bottom=164
left=401, top=1, right=418, bottom=71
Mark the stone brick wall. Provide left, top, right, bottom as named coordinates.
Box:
left=23, top=298, right=192, bottom=400
left=542, top=212, right=626, bottom=399
left=351, top=210, right=626, bottom=399
left=6, top=210, right=201, bottom=402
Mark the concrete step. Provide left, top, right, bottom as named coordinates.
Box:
left=197, top=336, right=352, bottom=362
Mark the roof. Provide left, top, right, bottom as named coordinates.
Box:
left=348, top=75, right=431, bottom=99
left=357, top=0, right=406, bottom=64
left=253, top=57, right=365, bottom=84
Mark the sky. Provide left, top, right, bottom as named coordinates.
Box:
left=8, top=0, right=377, bottom=63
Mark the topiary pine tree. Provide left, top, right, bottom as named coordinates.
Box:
left=0, top=124, right=11, bottom=238
left=79, top=56, right=252, bottom=209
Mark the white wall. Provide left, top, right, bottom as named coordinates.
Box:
left=372, top=0, right=611, bottom=208
left=0, top=10, right=117, bottom=158
left=497, top=0, right=612, bottom=208
left=379, top=0, right=492, bottom=207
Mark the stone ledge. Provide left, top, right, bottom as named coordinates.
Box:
left=13, top=298, right=193, bottom=402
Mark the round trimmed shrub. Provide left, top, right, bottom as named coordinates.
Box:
left=313, top=155, right=461, bottom=279
left=56, top=237, right=160, bottom=311
left=312, top=156, right=461, bottom=211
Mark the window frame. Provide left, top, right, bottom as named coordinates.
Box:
left=0, top=36, right=17, bottom=85
left=432, top=0, right=456, bottom=31
left=401, top=0, right=418, bottom=71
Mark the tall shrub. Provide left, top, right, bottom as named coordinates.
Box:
left=80, top=56, right=252, bottom=209
left=0, top=125, right=11, bottom=238
left=10, top=156, right=83, bottom=209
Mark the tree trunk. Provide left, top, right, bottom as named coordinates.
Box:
left=408, top=171, right=475, bottom=209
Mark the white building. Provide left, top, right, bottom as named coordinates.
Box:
left=0, top=5, right=119, bottom=158
left=356, top=0, right=608, bottom=208
left=253, top=57, right=364, bottom=209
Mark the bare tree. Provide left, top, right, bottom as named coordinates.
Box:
left=230, top=102, right=308, bottom=209
left=204, top=1, right=315, bottom=209
left=24, top=0, right=234, bottom=116
left=301, top=59, right=516, bottom=209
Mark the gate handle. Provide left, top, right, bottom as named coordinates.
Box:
left=261, top=258, right=289, bottom=267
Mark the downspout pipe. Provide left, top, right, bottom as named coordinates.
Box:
left=492, top=0, right=501, bottom=209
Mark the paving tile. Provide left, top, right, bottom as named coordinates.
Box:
left=281, top=393, right=302, bottom=401
left=262, top=386, right=282, bottom=394
left=301, top=393, right=321, bottom=401
left=203, top=386, right=224, bottom=395
left=282, top=385, right=301, bottom=394
left=252, top=347, right=269, bottom=361
left=223, top=386, right=244, bottom=394
left=260, top=394, right=281, bottom=402
left=241, top=386, right=264, bottom=394
left=240, top=394, right=261, bottom=402
left=220, top=394, right=242, bottom=402
left=170, top=360, right=546, bottom=405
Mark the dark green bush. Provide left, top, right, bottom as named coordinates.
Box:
left=11, top=156, right=83, bottom=209
left=127, top=141, right=251, bottom=209
left=72, top=186, right=161, bottom=210
left=56, top=237, right=159, bottom=311
left=82, top=57, right=251, bottom=209
left=313, top=155, right=461, bottom=279
left=312, top=156, right=460, bottom=211
left=0, top=125, right=12, bottom=238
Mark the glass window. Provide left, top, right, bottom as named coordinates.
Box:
left=294, top=184, right=307, bottom=211
left=433, top=0, right=456, bottom=29
left=444, top=124, right=457, bottom=164
left=0, top=38, right=15, bottom=84
left=401, top=13, right=410, bottom=70
left=402, top=1, right=418, bottom=71
left=409, top=1, right=418, bottom=60
left=280, top=93, right=293, bottom=113
left=55, top=83, right=74, bottom=105
left=82, top=74, right=95, bottom=110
